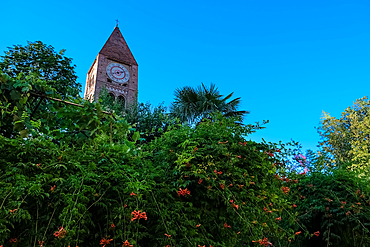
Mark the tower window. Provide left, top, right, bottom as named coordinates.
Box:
left=117, top=96, right=126, bottom=108
left=108, top=93, right=115, bottom=102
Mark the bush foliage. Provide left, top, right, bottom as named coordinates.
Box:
left=2, top=42, right=370, bottom=247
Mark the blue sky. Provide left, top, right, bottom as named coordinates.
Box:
left=1, top=0, right=369, bottom=151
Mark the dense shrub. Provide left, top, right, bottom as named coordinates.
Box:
left=283, top=153, right=370, bottom=247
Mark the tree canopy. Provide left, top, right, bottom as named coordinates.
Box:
left=318, top=96, right=370, bottom=173
left=170, top=83, right=249, bottom=125
left=0, top=41, right=81, bottom=99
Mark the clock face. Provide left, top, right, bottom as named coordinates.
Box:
left=106, top=63, right=130, bottom=83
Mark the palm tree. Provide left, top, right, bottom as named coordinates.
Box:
left=170, top=83, right=249, bottom=124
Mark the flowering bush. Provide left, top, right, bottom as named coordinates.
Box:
left=0, top=70, right=322, bottom=246
left=282, top=152, right=370, bottom=247
left=0, top=99, right=298, bottom=247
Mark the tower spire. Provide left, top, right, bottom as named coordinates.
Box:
left=115, top=19, right=119, bottom=27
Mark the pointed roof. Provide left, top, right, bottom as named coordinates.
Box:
left=99, top=27, right=138, bottom=66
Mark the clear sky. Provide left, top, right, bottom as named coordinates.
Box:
left=1, top=0, right=369, bottom=151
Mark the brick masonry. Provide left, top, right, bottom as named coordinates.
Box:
left=84, top=27, right=138, bottom=106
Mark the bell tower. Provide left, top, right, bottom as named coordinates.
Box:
left=84, top=26, right=138, bottom=106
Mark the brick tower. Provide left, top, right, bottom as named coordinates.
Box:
left=84, top=26, right=138, bottom=106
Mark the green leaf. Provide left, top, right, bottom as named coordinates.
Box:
left=10, top=90, right=21, bottom=100
left=132, top=131, right=140, bottom=142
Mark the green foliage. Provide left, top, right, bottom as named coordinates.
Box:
left=124, top=102, right=175, bottom=143
left=0, top=69, right=114, bottom=143
left=317, top=96, right=370, bottom=173
left=99, top=86, right=125, bottom=115
left=170, top=83, right=249, bottom=125
left=0, top=41, right=81, bottom=99
left=141, top=114, right=299, bottom=246
left=99, top=86, right=176, bottom=143
left=0, top=110, right=299, bottom=246
left=8, top=41, right=370, bottom=247
left=0, top=63, right=298, bottom=246
left=284, top=157, right=370, bottom=247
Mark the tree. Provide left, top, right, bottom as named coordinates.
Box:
left=170, top=83, right=249, bottom=125
left=0, top=41, right=81, bottom=99
left=99, top=86, right=176, bottom=143
left=317, top=96, right=370, bottom=173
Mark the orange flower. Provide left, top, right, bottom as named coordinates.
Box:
left=229, top=183, right=233, bottom=187
left=220, top=184, right=225, bottom=189
left=122, top=240, right=133, bottom=247
left=249, top=181, right=255, bottom=185
left=293, top=204, right=297, bottom=208
left=130, top=192, right=136, bottom=196
left=194, top=147, right=198, bottom=151
left=131, top=210, right=147, bottom=221
left=282, top=186, right=290, bottom=194
left=54, top=227, right=67, bottom=238
left=237, top=155, right=241, bottom=158
left=276, top=217, right=281, bottom=221
left=111, top=223, right=115, bottom=229
left=313, top=231, right=320, bottom=237
left=224, top=223, right=231, bottom=228
left=295, top=231, right=301, bottom=235
left=196, top=224, right=201, bottom=228
left=100, top=238, right=113, bottom=247
left=38, top=240, right=44, bottom=247
left=51, top=185, right=56, bottom=192
left=164, top=233, right=171, bottom=237
left=9, top=238, right=17, bottom=243
left=9, top=209, right=17, bottom=213
left=177, top=188, right=191, bottom=196
left=198, top=179, right=203, bottom=184
left=252, top=237, right=269, bottom=246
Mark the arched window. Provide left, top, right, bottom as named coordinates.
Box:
left=117, top=95, right=126, bottom=108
